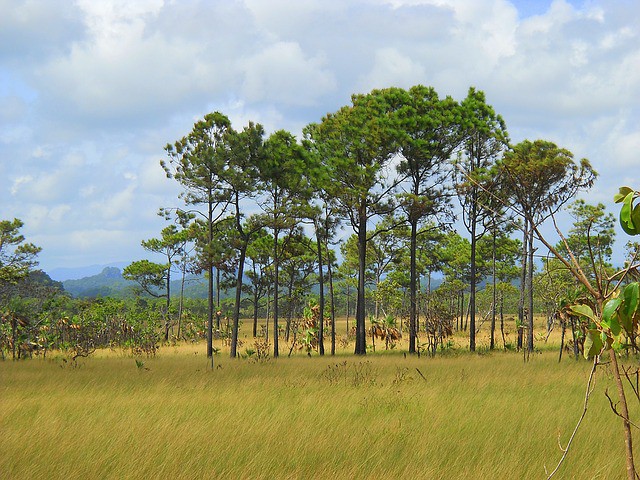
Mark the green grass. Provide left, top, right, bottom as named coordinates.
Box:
left=1, top=345, right=635, bottom=479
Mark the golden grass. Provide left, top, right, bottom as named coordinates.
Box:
left=1, top=340, right=635, bottom=479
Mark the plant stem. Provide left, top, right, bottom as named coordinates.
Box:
left=609, top=348, right=637, bottom=480
left=546, top=356, right=598, bottom=479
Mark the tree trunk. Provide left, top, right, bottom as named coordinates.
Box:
left=273, top=225, right=280, bottom=358
left=230, top=243, right=247, bottom=359
left=490, top=224, right=497, bottom=350
left=316, top=229, right=325, bottom=356
left=518, top=219, right=528, bottom=352
left=177, top=261, right=186, bottom=339
left=558, top=318, right=565, bottom=362
left=527, top=228, right=535, bottom=353
left=500, top=291, right=507, bottom=350
left=285, top=280, right=293, bottom=343
left=327, top=249, right=336, bottom=355
left=265, top=287, right=270, bottom=342
left=355, top=205, right=368, bottom=355
left=608, top=348, right=637, bottom=479
left=252, top=265, right=259, bottom=338
left=409, top=219, right=418, bottom=354
left=207, top=207, right=214, bottom=358
left=165, top=265, right=171, bottom=342
left=216, top=267, right=221, bottom=330
left=207, top=266, right=214, bottom=358
left=469, top=201, right=477, bottom=352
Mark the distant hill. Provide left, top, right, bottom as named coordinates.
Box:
left=1, top=270, right=65, bottom=299
left=49, top=262, right=129, bottom=282
left=61, top=266, right=214, bottom=299
left=62, top=267, right=133, bottom=298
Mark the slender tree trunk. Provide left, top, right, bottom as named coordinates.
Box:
left=490, top=225, right=497, bottom=350
left=207, top=265, right=214, bottom=357
left=355, top=205, right=368, bottom=355
left=265, top=287, right=270, bottom=342
left=316, top=229, right=325, bottom=356
left=285, top=282, right=294, bottom=343
left=177, top=260, right=186, bottom=339
left=608, top=348, right=637, bottom=479
left=230, top=243, right=247, bottom=359
left=285, top=280, right=293, bottom=343
left=11, top=318, right=17, bottom=360
left=165, top=265, right=171, bottom=341
left=328, top=255, right=336, bottom=356
left=500, top=291, right=507, bottom=349
left=461, top=290, right=467, bottom=331
left=409, top=219, right=418, bottom=354
left=374, top=275, right=380, bottom=321
left=527, top=229, right=535, bottom=354
left=252, top=264, right=259, bottom=338
left=469, top=200, right=477, bottom=352
left=457, top=291, right=463, bottom=331
left=518, top=219, right=528, bottom=351
left=346, top=284, right=350, bottom=333
left=559, top=318, right=565, bottom=362
left=216, top=267, right=221, bottom=330
left=273, top=226, right=280, bottom=358
left=417, top=274, right=423, bottom=334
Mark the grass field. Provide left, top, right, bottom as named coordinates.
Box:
left=1, top=318, right=637, bottom=479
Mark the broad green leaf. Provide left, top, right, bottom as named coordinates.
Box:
left=614, top=186, right=634, bottom=203
left=602, top=297, right=622, bottom=336
left=619, top=308, right=632, bottom=334
left=619, top=192, right=640, bottom=235
left=584, top=328, right=604, bottom=359
left=570, top=304, right=596, bottom=323
left=620, top=192, right=635, bottom=234
left=632, top=204, right=640, bottom=235
left=623, top=283, right=640, bottom=320
left=612, top=333, right=626, bottom=352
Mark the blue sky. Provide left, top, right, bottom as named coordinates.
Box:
left=512, top=0, right=583, bottom=17
left=1, top=0, right=639, bottom=274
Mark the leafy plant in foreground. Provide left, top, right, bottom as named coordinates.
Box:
left=545, top=186, right=640, bottom=479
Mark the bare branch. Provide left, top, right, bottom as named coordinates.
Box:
left=605, top=389, right=640, bottom=431
left=546, top=356, right=598, bottom=479
left=532, top=218, right=599, bottom=300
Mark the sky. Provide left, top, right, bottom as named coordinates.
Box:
left=1, top=0, right=639, bottom=276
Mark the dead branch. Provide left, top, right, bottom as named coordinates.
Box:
left=546, top=356, right=598, bottom=479
left=605, top=389, right=640, bottom=431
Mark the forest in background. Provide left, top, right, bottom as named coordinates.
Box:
left=1, top=84, right=638, bottom=361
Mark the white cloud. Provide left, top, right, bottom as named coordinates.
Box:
left=359, top=47, right=427, bottom=91
left=0, top=0, right=82, bottom=61
left=68, top=228, right=130, bottom=253
left=23, top=203, right=72, bottom=230
left=240, top=41, right=337, bottom=106
left=1, top=0, right=639, bottom=271
left=10, top=175, right=33, bottom=195
left=94, top=184, right=137, bottom=222
left=80, top=185, right=96, bottom=198
left=33, top=0, right=231, bottom=128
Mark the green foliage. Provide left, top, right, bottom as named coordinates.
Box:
left=556, top=200, right=616, bottom=282
left=567, top=187, right=640, bottom=361
left=123, top=260, right=168, bottom=298
left=498, top=140, right=597, bottom=225
left=614, top=186, right=640, bottom=236
left=0, top=218, right=41, bottom=287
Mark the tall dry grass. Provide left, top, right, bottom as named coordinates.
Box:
left=1, top=345, right=634, bottom=479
